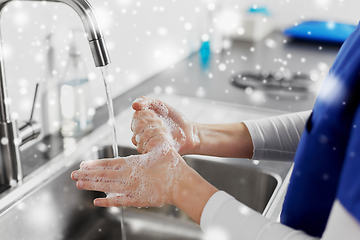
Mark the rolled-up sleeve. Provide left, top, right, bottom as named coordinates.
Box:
left=243, top=110, right=312, bottom=161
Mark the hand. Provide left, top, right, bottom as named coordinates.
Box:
left=71, top=143, right=218, bottom=224
left=131, top=96, right=200, bottom=155
left=71, top=146, right=187, bottom=208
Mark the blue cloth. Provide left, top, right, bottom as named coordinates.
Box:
left=281, top=22, right=360, bottom=237
left=338, top=103, right=360, bottom=223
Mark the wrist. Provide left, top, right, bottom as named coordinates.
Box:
left=172, top=163, right=218, bottom=224
left=188, top=122, right=202, bottom=155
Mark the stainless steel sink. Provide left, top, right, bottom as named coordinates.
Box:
left=97, top=146, right=278, bottom=214
left=0, top=145, right=280, bottom=240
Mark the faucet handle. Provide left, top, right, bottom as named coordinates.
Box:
left=29, top=83, right=39, bottom=123
left=19, top=83, right=41, bottom=146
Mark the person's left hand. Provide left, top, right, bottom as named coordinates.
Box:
left=131, top=96, right=199, bottom=156
left=71, top=145, right=186, bottom=208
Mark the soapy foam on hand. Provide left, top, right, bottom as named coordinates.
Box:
left=112, top=148, right=181, bottom=207
left=139, top=99, right=186, bottom=152
left=79, top=98, right=184, bottom=207
left=158, top=115, right=186, bottom=151
left=143, top=99, right=169, bottom=117
left=79, top=142, right=181, bottom=207
left=135, top=135, right=140, bottom=144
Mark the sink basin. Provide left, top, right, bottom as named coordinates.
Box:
left=97, top=146, right=279, bottom=214
left=0, top=145, right=279, bottom=240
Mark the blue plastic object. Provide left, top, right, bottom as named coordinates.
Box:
left=247, top=6, right=271, bottom=16
left=284, top=21, right=356, bottom=44
left=199, top=41, right=211, bottom=71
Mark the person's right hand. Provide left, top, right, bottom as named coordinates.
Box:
left=71, top=142, right=218, bottom=224
left=131, top=96, right=200, bottom=156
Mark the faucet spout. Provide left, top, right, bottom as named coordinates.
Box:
left=57, top=0, right=111, bottom=67
left=54, top=0, right=111, bottom=67
left=0, top=0, right=111, bottom=186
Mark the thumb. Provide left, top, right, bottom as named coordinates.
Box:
left=132, top=96, right=152, bottom=111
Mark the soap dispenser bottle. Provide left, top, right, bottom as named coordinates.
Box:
left=59, top=30, right=94, bottom=138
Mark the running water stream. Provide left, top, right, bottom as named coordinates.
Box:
left=100, top=66, right=126, bottom=240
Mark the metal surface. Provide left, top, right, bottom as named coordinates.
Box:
left=18, top=121, right=41, bottom=146
left=18, top=83, right=41, bottom=146
left=0, top=121, right=21, bottom=184
left=0, top=0, right=110, bottom=186
left=0, top=145, right=280, bottom=239
left=231, top=71, right=318, bottom=96
left=89, top=37, right=111, bottom=67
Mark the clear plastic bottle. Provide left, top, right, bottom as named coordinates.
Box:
left=59, top=32, right=94, bottom=138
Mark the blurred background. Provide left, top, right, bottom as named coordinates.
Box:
left=2, top=0, right=359, bottom=124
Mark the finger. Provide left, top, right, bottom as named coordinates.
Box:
left=137, top=127, right=170, bottom=153
left=133, top=110, right=157, bottom=119
left=72, top=169, right=127, bottom=182
left=133, top=97, right=172, bottom=117
left=80, top=158, right=125, bottom=170
left=94, top=198, right=116, bottom=207
left=136, top=129, right=160, bottom=154
left=131, top=110, right=156, bottom=132
left=132, top=96, right=152, bottom=111
left=136, top=142, right=144, bottom=154
left=76, top=180, right=123, bottom=193
left=71, top=171, right=78, bottom=180
left=146, top=101, right=169, bottom=117
left=132, top=118, right=163, bottom=136
left=94, top=194, right=136, bottom=207
left=137, top=127, right=158, bottom=152
left=134, top=97, right=185, bottom=128
left=138, top=127, right=170, bottom=153
left=143, top=133, right=175, bottom=154
left=131, top=134, right=138, bottom=147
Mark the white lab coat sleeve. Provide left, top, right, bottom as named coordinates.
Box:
left=243, top=110, right=312, bottom=161
left=200, top=191, right=360, bottom=240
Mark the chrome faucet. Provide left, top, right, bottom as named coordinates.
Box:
left=0, top=0, right=111, bottom=186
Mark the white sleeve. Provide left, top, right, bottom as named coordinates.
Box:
left=200, top=191, right=360, bottom=240
left=243, top=110, right=312, bottom=161
left=200, top=191, right=318, bottom=240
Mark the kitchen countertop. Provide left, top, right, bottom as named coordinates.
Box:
left=103, top=30, right=340, bottom=124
